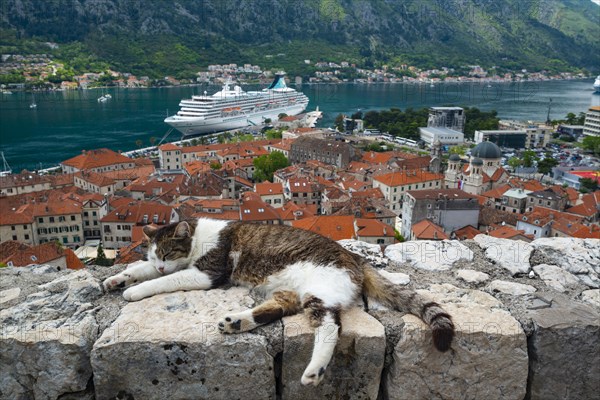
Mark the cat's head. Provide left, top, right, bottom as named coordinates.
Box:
left=143, top=221, right=194, bottom=274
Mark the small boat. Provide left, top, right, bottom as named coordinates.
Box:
left=29, top=94, right=37, bottom=109
left=1, top=89, right=13, bottom=95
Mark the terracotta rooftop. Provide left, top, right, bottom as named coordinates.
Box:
left=101, top=200, right=175, bottom=224
left=453, top=225, right=482, bottom=240
left=355, top=218, right=394, bottom=238
left=373, top=170, right=443, bottom=187
left=255, top=182, right=284, bottom=196
left=488, top=225, right=532, bottom=240
left=566, top=192, right=600, bottom=218
left=61, top=148, right=132, bottom=170
left=0, top=241, right=66, bottom=267
left=292, top=215, right=356, bottom=241
left=406, top=188, right=477, bottom=200
left=411, top=219, right=448, bottom=240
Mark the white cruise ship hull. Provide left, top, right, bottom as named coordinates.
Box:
left=165, top=103, right=307, bottom=136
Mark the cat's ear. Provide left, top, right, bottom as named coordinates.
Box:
left=174, top=221, right=191, bottom=239
left=143, top=225, right=158, bottom=240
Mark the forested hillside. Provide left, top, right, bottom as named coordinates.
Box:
left=1, top=0, right=598, bottom=78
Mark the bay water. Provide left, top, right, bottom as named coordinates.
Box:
left=0, top=79, right=598, bottom=171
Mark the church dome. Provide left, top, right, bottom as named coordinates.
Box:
left=472, top=157, right=484, bottom=166
left=471, top=141, right=502, bottom=159
left=449, top=153, right=461, bottom=162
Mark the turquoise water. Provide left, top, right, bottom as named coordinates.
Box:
left=0, top=79, right=598, bottom=171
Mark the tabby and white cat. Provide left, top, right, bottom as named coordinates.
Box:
left=103, top=218, right=454, bottom=386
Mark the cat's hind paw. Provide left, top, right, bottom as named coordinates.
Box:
left=217, top=311, right=255, bottom=333
left=301, top=365, right=327, bottom=387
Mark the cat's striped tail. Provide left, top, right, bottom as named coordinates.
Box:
left=362, top=265, right=454, bottom=352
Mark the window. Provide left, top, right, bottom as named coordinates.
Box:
left=49, top=217, right=55, bottom=223
left=24, top=234, right=29, bottom=240
left=23, top=225, right=27, bottom=229
left=11, top=226, right=15, bottom=231
left=38, top=217, right=44, bottom=223
left=12, top=235, right=17, bottom=240
left=71, top=215, right=76, bottom=221
left=84, top=212, right=89, bottom=217
left=59, top=216, right=66, bottom=222
left=31, top=255, right=37, bottom=261
left=92, top=211, right=97, bottom=216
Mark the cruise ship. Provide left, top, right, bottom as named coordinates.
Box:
left=594, top=75, right=600, bottom=94
left=164, top=74, right=309, bottom=136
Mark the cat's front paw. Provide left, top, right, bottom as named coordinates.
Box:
left=217, top=311, right=255, bottom=333
left=102, top=273, right=130, bottom=291
left=122, top=286, right=148, bottom=302
left=301, top=365, right=327, bottom=387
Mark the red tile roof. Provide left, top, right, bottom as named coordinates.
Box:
left=355, top=218, right=394, bottom=238
left=255, top=182, right=284, bottom=196
left=488, top=225, right=532, bottom=240
left=411, top=219, right=448, bottom=240
left=61, top=148, right=132, bottom=170
left=292, top=215, right=355, bottom=241
left=373, top=170, right=443, bottom=187
left=101, top=200, right=176, bottom=224
left=0, top=241, right=65, bottom=266
left=453, top=225, right=482, bottom=240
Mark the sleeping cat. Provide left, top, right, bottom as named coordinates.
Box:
left=103, top=218, right=454, bottom=386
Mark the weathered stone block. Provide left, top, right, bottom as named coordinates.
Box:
left=474, top=234, right=532, bottom=276
left=91, top=288, right=276, bottom=400
left=385, top=240, right=473, bottom=271
left=523, top=293, right=600, bottom=400
left=282, top=307, right=386, bottom=400
left=385, top=284, right=528, bottom=400
left=0, top=270, right=101, bottom=400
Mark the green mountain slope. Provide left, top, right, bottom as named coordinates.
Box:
left=1, top=0, right=598, bottom=77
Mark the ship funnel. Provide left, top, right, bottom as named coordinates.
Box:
left=268, top=74, right=287, bottom=90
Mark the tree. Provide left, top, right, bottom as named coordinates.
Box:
left=149, top=136, right=157, bottom=147
left=579, top=177, right=599, bottom=193
left=582, top=136, right=600, bottom=156
left=565, top=112, right=577, bottom=125
left=95, top=243, right=113, bottom=266
left=278, top=113, right=288, bottom=119
left=334, top=113, right=345, bottom=132
left=265, top=129, right=282, bottom=140
left=537, top=157, right=558, bottom=176
left=508, top=157, right=523, bottom=169
left=253, top=152, right=289, bottom=182
left=449, top=146, right=467, bottom=156
left=264, top=118, right=272, bottom=124
left=135, top=139, right=143, bottom=148
left=210, top=161, right=222, bottom=170
left=522, top=150, right=538, bottom=168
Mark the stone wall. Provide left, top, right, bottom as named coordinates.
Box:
left=1, top=236, right=599, bottom=400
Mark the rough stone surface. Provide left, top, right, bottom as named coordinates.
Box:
left=91, top=288, right=277, bottom=400
left=455, top=269, right=490, bottom=284
left=385, top=284, right=528, bottom=400
left=378, top=269, right=410, bottom=286
left=488, top=280, right=537, bottom=296
left=0, top=288, right=20, bottom=304
left=0, top=270, right=102, bottom=400
left=532, top=238, right=600, bottom=274
left=474, top=234, right=532, bottom=276
left=1, top=238, right=600, bottom=400
left=282, top=308, right=385, bottom=400
left=385, top=240, right=473, bottom=271
left=532, top=264, right=581, bottom=293
left=581, top=289, right=600, bottom=308
left=522, top=293, right=600, bottom=400
left=338, top=239, right=388, bottom=268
